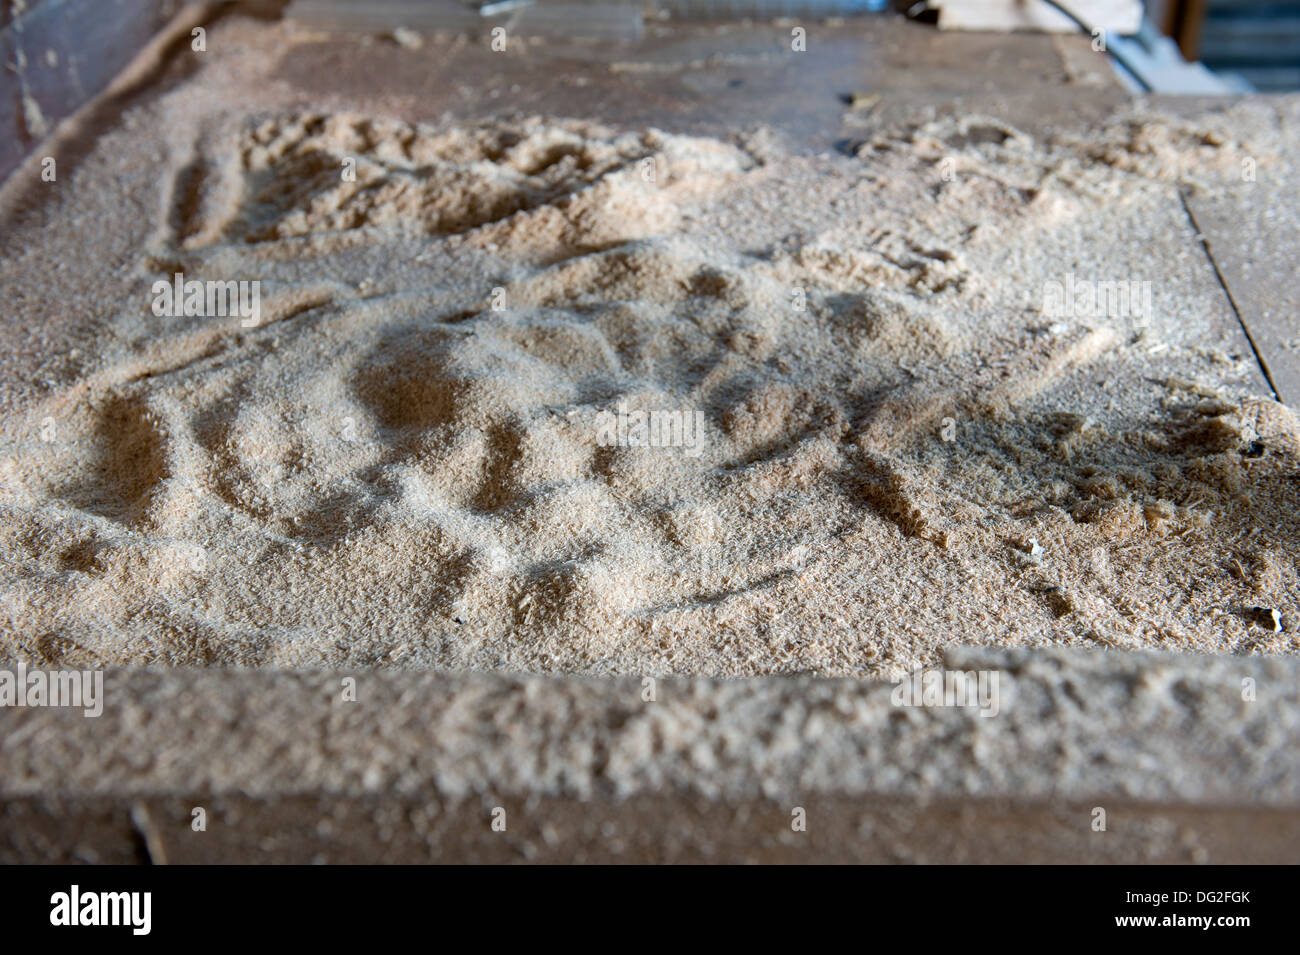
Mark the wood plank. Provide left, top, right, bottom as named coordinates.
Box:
left=1167, top=98, right=1300, bottom=406
left=0, top=0, right=185, bottom=184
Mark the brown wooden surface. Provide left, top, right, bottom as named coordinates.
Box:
left=1154, top=95, right=1300, bottom=405
left=7, top=793, right=1300, bottom=863
left=2, top=11, right=1299, bottom=866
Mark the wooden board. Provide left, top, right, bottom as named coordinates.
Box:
left=1153, top=96, right=1300, bottom=405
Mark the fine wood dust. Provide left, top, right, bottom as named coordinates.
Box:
left=0, top=21, right=1297, bottom=677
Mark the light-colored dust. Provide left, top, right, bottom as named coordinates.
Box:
left=0, top=22, right=1297, bottom=677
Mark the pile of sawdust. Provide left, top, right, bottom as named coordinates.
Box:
left=0, top=24, right=1296, bottom=678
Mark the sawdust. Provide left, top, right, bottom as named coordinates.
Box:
left=0, top=19, right=1297, bottom=677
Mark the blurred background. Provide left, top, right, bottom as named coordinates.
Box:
left=2, top=1, right=1296, bottom=181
